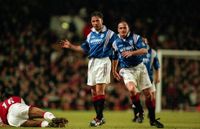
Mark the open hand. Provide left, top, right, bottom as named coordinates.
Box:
left=113, top=71, right=122, bottom=81
left=59, top=40, right=72, bottom=48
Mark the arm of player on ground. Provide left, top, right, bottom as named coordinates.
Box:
left=0, top=117, right=9, bottom=127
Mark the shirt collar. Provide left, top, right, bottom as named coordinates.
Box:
left=118, top=32, right=131, bottom=41
left=91, top=25, right=107, bottom=33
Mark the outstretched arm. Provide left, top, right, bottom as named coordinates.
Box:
left=60, top=39, right=84, bottom=53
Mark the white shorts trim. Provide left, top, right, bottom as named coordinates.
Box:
left=119, top=63, right=152, bottom=91
left=7, top=103, right=30, bottom=127
left=87, top=57, right=111, bottom=86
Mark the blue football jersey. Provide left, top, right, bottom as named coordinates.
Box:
left=81, top=26, right=117, bottom=58
left=112, top=33, right=147, bottom=68
left=143, top=45, right=160, bottom=82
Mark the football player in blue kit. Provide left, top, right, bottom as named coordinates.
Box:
left=132, top=37, right=163, bottom=124
left=112, top=20, right=164, bottom=128
left=60, top=11, right=117, bottom=127
left=142, top=37, right=161, bottom=116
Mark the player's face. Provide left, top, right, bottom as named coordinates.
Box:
left=91, top=16, right=103, bottom=32
left=118, top=22, right=130, bottom=38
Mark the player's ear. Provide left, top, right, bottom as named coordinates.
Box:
left=101, top=19, right=103, bottom=24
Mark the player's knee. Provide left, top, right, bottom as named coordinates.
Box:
left=126, top=82, right=136, bottom=92
left=95, top=89, right=105, bottom=95
left=143, top=88, right=152, bottom=99
left=95, top=84, right=106, bottom=95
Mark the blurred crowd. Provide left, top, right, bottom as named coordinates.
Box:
left=0, top=0, right=199, bottom=111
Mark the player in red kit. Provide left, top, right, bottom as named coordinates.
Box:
left=0, top=96, right=68, bottom=127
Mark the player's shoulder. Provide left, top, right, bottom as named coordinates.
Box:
left=151, top=48, right=157, bottom=54
left=114, top=36, right=122, bottom=43
left=150, top=48, right=158, bottom=58
left=131, top=33, right=143, bottom=44
left=9, top=96, right=21, bottom=99
left=9, top=96, right=23, bottom=101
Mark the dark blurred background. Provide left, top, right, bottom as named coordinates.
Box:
left=0, top=0, right=199, bottom=111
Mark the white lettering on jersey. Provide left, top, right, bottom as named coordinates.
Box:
left=2, top=98, right=15, bottom=109
left=90, top=39, right=103, bottom=44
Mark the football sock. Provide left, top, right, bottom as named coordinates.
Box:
left=132, top=104, right=138, bottom=117
left=43, top=112, right=56, bottom=121
left=92, top=95, right=105, bottom=120
left=40, top=120, right=49, bottom=127
left=145, top=98, right=156, bottom=121
left=131, top=93, right=143, bottom=115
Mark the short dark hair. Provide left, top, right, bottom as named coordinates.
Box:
left=91, top=11, right=103, bottom=19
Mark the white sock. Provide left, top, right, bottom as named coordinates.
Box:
left=41, top=120, right=49, bottom=127
left=43, top=112, right=56, bottom=121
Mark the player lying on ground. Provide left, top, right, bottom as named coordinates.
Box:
left=0, top=96, right=68, bottom=127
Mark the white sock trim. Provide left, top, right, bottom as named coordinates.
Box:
left=41, top=120, right=49, bottom=127
left=44, top=112, right=56, bottom=121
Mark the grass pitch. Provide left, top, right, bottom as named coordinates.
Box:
left=5, top=110, right=200, bottom=129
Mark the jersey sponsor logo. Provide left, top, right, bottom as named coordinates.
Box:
left=119, top=46, right=133, bottom=52
left=90, top=39, right=103, bottom=44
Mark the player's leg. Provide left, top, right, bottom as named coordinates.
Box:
left=29, top=107, right=54, bottom=120
left=140, top=65, right=164, bottom=128
left=131, top=92, right=143, bottom=122
left=21, top=119, right=66, bottom=128
left=143, top=88, right=164, bottom=128
left=29, top=107, right=68, bottom=126
left=88, top=58, right=110, bottom=127
left=119, top=67, right=144, bottom=123
left=21, top=119, right=48, bottom=127
left=147, top=83, right=156, bottom=118
left=126, top=82, right=144, bottom=123
left=90, top=84, right=106, bottom=127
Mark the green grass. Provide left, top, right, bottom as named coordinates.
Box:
left=5, top=110, right=200, bottom=129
